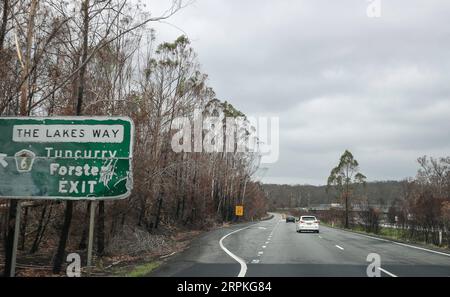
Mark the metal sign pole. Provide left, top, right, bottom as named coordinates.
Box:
left=10, top=201, right=22, bottom=277
left=86, top=201, right=96, bottom=276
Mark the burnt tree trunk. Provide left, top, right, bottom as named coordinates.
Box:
left=53, top=0, right=89, bottom=273
left=19, top=206, right=28, bottom=250
left=0, top=0, right=8, bottom=51
left=52, top=201, right=73, bottom=273
left=78, top=202, right=90, bottom=249
left=4, top=0, right=38, bottom=277
left=30, top=204, right=47, bottom=254
left=154, top=195, right=163, bottom=229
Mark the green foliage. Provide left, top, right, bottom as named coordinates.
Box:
left=327, top=150, right=366, bottom=196
left=156, top=35, right=190, bottom=54
left=327, top=150, right=366, bottom=227
left=221, top=101, right=245, bottom=118
left=124, top=261, right=161, bottom=277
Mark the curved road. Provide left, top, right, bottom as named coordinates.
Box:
left=149, top=214, right=450, bottom=277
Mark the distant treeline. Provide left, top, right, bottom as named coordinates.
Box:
left=265, top=156, right=450, bottom=248
left=263, top=180, right=405, bottom=209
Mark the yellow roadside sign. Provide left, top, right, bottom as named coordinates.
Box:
left=235, top=205, right=244, bottom=216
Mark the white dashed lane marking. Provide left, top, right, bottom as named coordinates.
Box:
left=379, top=267, right=397, bottom=277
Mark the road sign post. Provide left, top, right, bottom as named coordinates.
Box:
left=86, top=201, right=96, bottom=275
left=235, top=205, right=244, bottom=217
left=10, top=201, right=21, bottom=277
left=0, top=117, right=134, bottom=276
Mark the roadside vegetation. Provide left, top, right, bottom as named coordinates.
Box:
left=0, top=0, right=268, bottom=276
left=271, top=151, right=450, bottom=250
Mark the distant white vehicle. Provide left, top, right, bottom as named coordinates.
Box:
left=296, top=216, right=320, bottom=233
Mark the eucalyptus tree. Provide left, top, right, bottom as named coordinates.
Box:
left=327, top=150, right=366, bottom=228
left=0, top=0, right=188, bottom=274
left=0, top=2, right=271, bottom=276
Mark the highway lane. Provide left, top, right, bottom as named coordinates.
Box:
left=149, top=214, right=450, bottom=277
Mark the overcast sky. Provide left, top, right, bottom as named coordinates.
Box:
left=147, top=0, right=450, bottom=185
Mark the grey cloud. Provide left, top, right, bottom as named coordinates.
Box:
left=148, top=0, right=450, bottom=184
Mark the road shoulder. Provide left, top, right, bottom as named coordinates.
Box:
left=322, top=223, right=450, bottom=257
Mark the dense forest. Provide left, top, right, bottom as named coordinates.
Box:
left=0, top=0, right=268, bottom=275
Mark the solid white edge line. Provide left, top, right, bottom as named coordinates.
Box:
left=329, top=226, right=450, bottom=257
left=219, top=226, right=251, bottom=277
left=392, top=241, right=450, bottom=257
left=379, top=267, right=397, bottom=277
left=335, top=245, right=344, bottom=250
left=160, top=251, right=176, bottom=259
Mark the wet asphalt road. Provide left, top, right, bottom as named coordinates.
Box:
left=149, top=214, right=450, bottom=277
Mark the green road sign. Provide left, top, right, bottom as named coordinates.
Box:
left=0, top=117, right=134, bottom=200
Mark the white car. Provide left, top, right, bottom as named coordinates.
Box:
left=296, top=216, right=320, bottom=233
